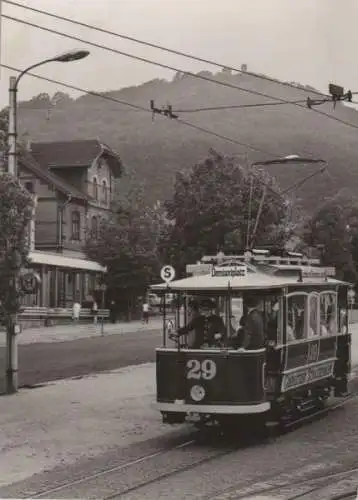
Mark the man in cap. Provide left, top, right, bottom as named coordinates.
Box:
left=176, top=298, right=227, bottom=348
left=241, top=295, right=265, bottom=350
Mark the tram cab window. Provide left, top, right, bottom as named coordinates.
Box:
left=177, top=296, right=232, bottom=349
left=286, top=293, right=307, bottom=342
left=320, top=292, right=337, bottom=336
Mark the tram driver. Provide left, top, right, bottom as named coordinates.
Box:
left=239, top=295, right=265, bottom=350
left=176, top=298, right=227, bottom=348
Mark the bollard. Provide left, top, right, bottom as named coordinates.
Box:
left=100, top=315, right=104, bottom=336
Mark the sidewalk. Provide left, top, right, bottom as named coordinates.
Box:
left=0, top=318, right=163, bottom=347
left=0, top=325, right=357, bottom=490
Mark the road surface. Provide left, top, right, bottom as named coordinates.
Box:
left=0, top=329, right=162, bottom=394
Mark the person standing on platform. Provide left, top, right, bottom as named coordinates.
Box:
left=92, top=299, right=98, bottom=326
left=72, top=299, right=81, bottom=324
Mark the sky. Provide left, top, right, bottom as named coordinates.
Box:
left=1, top=0, right=358, bottom=109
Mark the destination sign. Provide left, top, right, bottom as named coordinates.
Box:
left=281, top=360, right=335, bottom=392
left=301, top=266, right=336, bottom=279
left=211, top=265, right=247, bottom=277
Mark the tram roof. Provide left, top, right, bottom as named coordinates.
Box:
left=151, top=270, right=346, bottom=292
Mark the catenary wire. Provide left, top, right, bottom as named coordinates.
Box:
left=0, top=63, right=278, bottom=157
left=0, top=0, right=333, bottom=99
left=174, top=100, right=308, bottom=113
left=1, top=63, right=329, bottom=204
left=0, top=14, right=315, bottom=105
left=0, top=63, right=331, bottom=243
left=3, top=13, right=358, bottom=131
left=6, top=0, right=358, bottom=112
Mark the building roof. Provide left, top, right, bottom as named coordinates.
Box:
left=19, top=150, right=91, bottom=202
left=30, top=139, right=123, bottom=177
left=29, top=250, right=106, bottom=272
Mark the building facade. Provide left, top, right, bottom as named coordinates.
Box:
left=18, top=139, right=123, bottom=309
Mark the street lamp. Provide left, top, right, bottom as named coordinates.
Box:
left=252, top=155, right=327, bottom=167
left=4, top=50, right=89, bottom=395
left=7, top=49, right=90, bottom=176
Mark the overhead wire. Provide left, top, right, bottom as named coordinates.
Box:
left=7, top=0, right=356, bottom=111
left=0, top=62, right=330, bottom=245
left=2, top=0, right=329, bottom=99
left=0, top=63, right=278, bottom=157
left=0, top=63, right=326, bottom=199
left=3, top=12, right=358, bottom=131
left=174, top=100, right=308, bottom=113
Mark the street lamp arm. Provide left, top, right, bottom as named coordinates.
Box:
left=14, top=58, right=60, bottom=89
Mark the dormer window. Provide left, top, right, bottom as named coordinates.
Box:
left=92, top=176, right=98, bottom=200
left=102, top=180, right=108, bottom=204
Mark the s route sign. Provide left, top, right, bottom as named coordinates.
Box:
left=160, top=265, right=176, bottom=283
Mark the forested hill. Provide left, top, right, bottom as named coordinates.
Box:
left=15, top=69, right=358, bottom=210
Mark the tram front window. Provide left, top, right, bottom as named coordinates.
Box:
left=177, top=298, right=228, bottom=349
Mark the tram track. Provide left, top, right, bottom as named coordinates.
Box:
left=29, top=435, right=238, bottom=499
left=13, top=387, right=358, bottom=499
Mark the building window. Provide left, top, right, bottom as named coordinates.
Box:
left=71, top=211, right=80, bottom=240
left=91, top=215, right=98, bottom=238
left=102, top=180, right=108, bottom=204
left=93, top=177, right=98, bottom=200
left=25, top=181, right=34, bottom=193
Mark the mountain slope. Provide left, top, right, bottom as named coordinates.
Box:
left=16, top=70, right=358, bottom=210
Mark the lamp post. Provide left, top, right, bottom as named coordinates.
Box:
left=5, top=49, right=90, bottom=394
left=246, top=155, right=327, bottom=250
left=8, top=49, right=90, bottom=176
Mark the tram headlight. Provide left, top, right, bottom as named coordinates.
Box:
left=190, top=385, right=206, bottom=402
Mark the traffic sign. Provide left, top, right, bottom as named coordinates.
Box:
left=160, top=265, right=175, bottom=283
left=20, top=272, right=41, bottom=294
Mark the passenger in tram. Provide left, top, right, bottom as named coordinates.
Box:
left=267, top=300, right=279, bottom=343
left=176, top=298, right=227, bottom=348
left=240, top=295, right=265, bottom=350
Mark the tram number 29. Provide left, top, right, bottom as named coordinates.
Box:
left=186, top=359, right=217, bottom=381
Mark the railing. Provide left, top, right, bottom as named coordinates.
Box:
left=19, top=306, right=109, bottom=323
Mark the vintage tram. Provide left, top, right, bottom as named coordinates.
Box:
left=151, top=250, right=351, bottom=430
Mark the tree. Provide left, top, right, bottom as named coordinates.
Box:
left=301, top=194, right=358, bottom=282
left=160, top=151, right=291, bottom=275
left=0, top=174, right=34, bottom=322
left=85, top=206, right=162, bottom=318
left=0, top=108, right=9, bottom=171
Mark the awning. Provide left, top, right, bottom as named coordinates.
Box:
left=28, top=251, right=106, bottom=272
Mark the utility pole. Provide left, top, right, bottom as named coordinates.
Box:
left=5, top=75, right=20, bottom=393
left=4, top=50, right=90, bottom=394
left=7, top=76, right=17, bottom=176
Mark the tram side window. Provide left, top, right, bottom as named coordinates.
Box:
left=320, top=292, right=337, bottom=336
left=338, top=288, right=348, bottom=334
left=287, top=294, right=307, bottom=342
left=308, top=293, right=320, bottom=337
left=266, top=296, right=282, bottom=344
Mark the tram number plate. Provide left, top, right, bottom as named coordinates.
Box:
left=186, top=359, right=217, bottom=381
left=307, top=341, right=320, bottom=363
